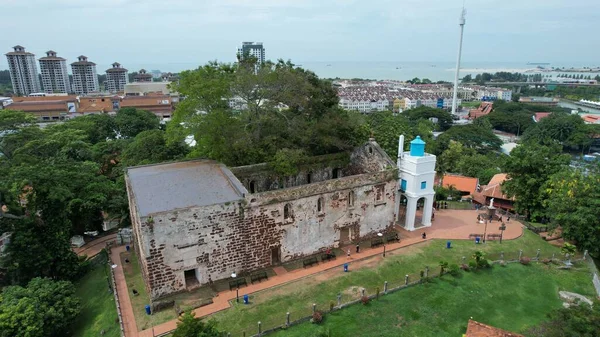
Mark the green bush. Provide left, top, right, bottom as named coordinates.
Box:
left=448, top=264, right=461, bottom=276
left=478, top=259, right=491, bottom=269
left=468, top=261, right=478, bottom=270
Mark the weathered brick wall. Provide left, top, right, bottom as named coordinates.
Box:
left=139, top=169, right=397, bottom=299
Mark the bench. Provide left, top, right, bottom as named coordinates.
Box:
left=228, top=278, right=247, bottom=290
left=370, top=238, right=384, bottom=248
left=250, top=271, right=268, bottom=284
left=468, top=233, right=484, bottom=239
left=385, top=233, right=400, bottom=243
left=303, top=256, right=318, bottom=268
left=487, top=234, right=502, bottom=241
left=321, top=252, right=336, bottom=262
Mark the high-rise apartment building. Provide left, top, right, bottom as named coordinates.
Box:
left=71, top=55, right=99, bottom=95
left=39, top=50, right=70, bottom=94
left=237, top=42, right=265, bottom=63
left=5, top=45, right=42, bottom=96
left=134, top=69, right=153, bottom=82
left=105, top=62, right=128, bottom=93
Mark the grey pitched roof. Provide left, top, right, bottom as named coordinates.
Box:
left=126, top=160, right=247, bottom=217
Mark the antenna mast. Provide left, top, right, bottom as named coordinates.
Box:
left=451, top=6, right=467, bottom=116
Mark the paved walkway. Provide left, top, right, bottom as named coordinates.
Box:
left=73, top=233, right=117, bottom=257
left=130, top=209, right=523, bottom=337
left=110, top=245, right=139, bottom=337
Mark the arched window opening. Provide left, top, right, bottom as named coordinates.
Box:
left=284, top=203, right=292, bottom=220
left=332, top=168, right=341, bottom=179
left=249, top=181, right=256, bottom=193
left=317, top=197, right=324, bottom=213
left=348, top=191, right=355, bottom=207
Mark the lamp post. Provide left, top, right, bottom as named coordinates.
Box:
left=483, top=220, right=488, bottom=243
left=231, top=272, right=239, bottom=303
left=377, top=233, right=385, bottom=257
left=499, top=224, right=506, bottom=244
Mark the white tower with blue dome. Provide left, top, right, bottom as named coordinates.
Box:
left=396, top=135, right=436, bottom=231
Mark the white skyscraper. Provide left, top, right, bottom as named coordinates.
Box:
left=39, top=50, right=71, bottom=94
left=451, top=8, right=466, bottom=115
left=71, top=55, right=99, bottom=95
left=5, top=45, right=42, bottom=96
left=105, top=62, right=128, bottom=93
left=237, top=42, right=265, bottom=64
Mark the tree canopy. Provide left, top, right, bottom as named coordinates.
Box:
left=0, top=277, right=81, bottom=337
left=167, top=60, right=367, bottom=167
left=528, top=301, right=600, bottom=337
left=436, top=124, right=502, bottom=154
left=502, top=142, right=570, bottom=220
left=172, top=312, right=221, bottom=337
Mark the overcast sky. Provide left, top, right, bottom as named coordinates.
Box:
left=1, top=0, right=599, bottom=70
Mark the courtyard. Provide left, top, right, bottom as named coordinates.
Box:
left=99, top=208, right=597, bottom=337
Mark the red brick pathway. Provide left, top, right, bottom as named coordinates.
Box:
left=130, top=209, right=522, bottom=337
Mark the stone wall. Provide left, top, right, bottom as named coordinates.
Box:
left=129, top=140, right=400, bottom=299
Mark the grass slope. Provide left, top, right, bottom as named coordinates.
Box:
left=272, top=263, right=595, bottom=337
left=72, top=262, right=120, bottom=337
left=209, top=231, right=587, bottom=335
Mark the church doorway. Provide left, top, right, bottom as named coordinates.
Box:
left=271, top=246, right=281, bottom=265
left=184, top=268, right=199, bottom=289
left=339, top=227, right=351, bottom=245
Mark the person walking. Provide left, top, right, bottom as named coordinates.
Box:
left=422, top=232, right=427, bottom=239
left=347, top=249, right=351, bottom=258
left=356, top=243, right=360, bottom=254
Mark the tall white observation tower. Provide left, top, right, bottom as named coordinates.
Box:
left=451, top=7, right=466, bottom=116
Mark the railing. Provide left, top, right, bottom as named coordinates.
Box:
left=107, top=243, right=126, bottom=337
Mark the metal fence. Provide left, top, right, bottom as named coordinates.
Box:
left=217, top=250, right=589, bottom=337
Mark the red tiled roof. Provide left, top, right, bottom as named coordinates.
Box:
left=4, top=101, right=67, bottom=112
left=442, top=174, right=479, bottom=194
left=466, top=320, right=523, bottom=337
left=481, top=173, right=513, bottom=200
left=533, top=112, right=551, bottom=122
left=582, top=114, right=600, bottom=124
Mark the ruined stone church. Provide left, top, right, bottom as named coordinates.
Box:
left=125, top=136, right=435, bottom=299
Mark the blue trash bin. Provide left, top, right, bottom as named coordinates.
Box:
left=145, top=305, right=151, bottom=315
left=343, top=263, right=349, bottom=272
left=126, top=245, right=130, bottom=252
left=475, top=237, right=481, bottom=244
left=243, top=294, right=249, bottom=304
left=446, top=241, right=451, bottom=249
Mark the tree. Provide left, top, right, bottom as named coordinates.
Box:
left=436, top=124, right=502, bottom=154
left=122, top=129, right=188, bottom=167
left=527, top=301, right=600, bottom=337
left=405, top=106, right=454, bottom=131
left=523, top=112, right=588, bottom=147
left=367, top=111, right=413, bottom=157
left=168, top=59, right=367, bottom=167
left=545, top=169, right=600, bottom=256
left=172, top=312, right=221, bottom=337
left=437, top=141, right=475, bottom=175
left=114, top=107, right=160, bottom=138
left=461, top=74, right=472, bottom=83
left=502, top=142, right=570, bottom=220
left=0, top=277, right=81, bottom=337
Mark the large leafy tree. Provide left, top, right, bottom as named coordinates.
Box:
left=545, top=168, right=600, bottom=256
left=122, top=129, right=189, bottom=167
left=114, top=107, right=160, bottom=139
left=436, top=124, right=502, bottom=154
left=404, top=106, right=454, bottom=131
left=172, top=312, right=221, bottom=337
left=502, top=142, right=570, bottom=220
left=523, top=112, right=590, bottom=149
left=367, top=111, right=412, bottom=158
left=168, top=59, right=366, bottom=166
left=0, top=277, right=81, bottom=337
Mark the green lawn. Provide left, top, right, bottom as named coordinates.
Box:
left=207, top=231, right=584, bottom=336
left=461, top=101, right=482, bottom=108
left=271, top=262, right=595, bottom=337
left=72, top=259, right=120, bottom=337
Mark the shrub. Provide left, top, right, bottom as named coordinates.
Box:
left=311, top=311, right=323, bottom=324
left=449, top=264, right=460, bottom=276
left=361, top=296, right=370, bottom=305
left=520, top=257, right=531, bottom=265
left=468, top=261, right=478, bottom=270
left=478, top=259, right=491, bottom=269
left=460, top=263, right=470, bottom=271
left=329, top=301, right=335, bottom=312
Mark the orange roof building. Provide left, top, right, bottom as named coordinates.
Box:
left=465, top=320, right=523, bottom=337
left=469, top=101, right=493, bottom=119
left=533, top=112, right=551, bottom=122
left=472, top=173, right=514, bottom=210
left=120, top=95, right=173, bottom=118
left=442, top=174, right=479, bottom=195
